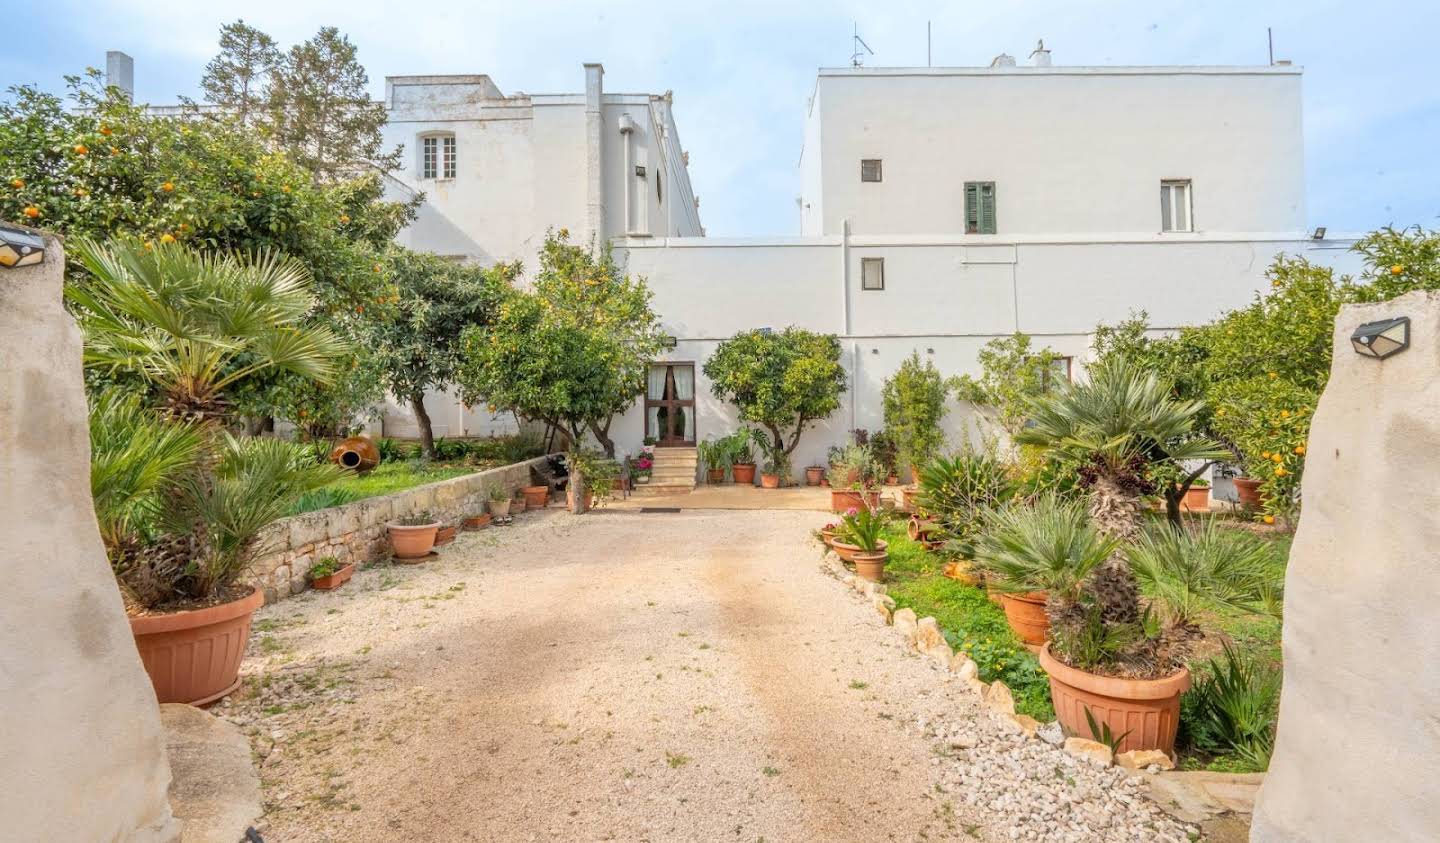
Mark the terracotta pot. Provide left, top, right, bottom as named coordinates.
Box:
left=463, top=513, right=492, bottom=530
left=911, top=464, right=923, bottom=485
left=389, top=522, right=439, bottom=559
left=732, top=463, right=757, bottom=485
left=1234, top=477, right=1264, bottom=510
left=830, top=488, right=880, bottom=513
left=612, top=477, right=629, bottom=491
left=522, top=485, right=550, bottom=508
left=487, top=498, right=512, bottom=518
left=434, top=525, right=457, bottom=546
left=1040, top=645, right=1191, bottom=757
left=907, top=516, right=939, bottom=541
left=511, top=496, right=528, bottom=514
left=854, top=550, right=888, bottom=582
left=130, top=587, right=264, bottom=705
left=820, top=478, right=830, bottom=487
left=820, top=527, right=837, bottom=548
left=310, top=563, right=355, bottom=591
left=845, top=468, right=861, bottom=486
left=901, top=487, right=920, bottom=513
left=999, top=591, right=1050, bottom=645
left=707, top=468, right=725, bottom=484
left=831, top=538, right=887, bottom=564
left=329, top=435, right=379, bottom=473
left=805, top=466, right=825, bottom=486
left=760, top=473, right=780, bottom=489
left=1182, top=486, right=1211, bottom=512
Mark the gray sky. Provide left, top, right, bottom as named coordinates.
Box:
left=4, top=0, right=1436, bottom=237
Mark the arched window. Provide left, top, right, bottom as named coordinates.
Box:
left=419, top=132, right=456, bottom=180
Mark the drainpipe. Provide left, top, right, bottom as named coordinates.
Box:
left=842, top=218, right=856, bottom=434
left=618, top=112, right=636, bottom=235
left=583, top=63, right=605, bottom=247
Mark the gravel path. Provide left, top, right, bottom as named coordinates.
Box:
left=223, top=508, right=1196, bottom=842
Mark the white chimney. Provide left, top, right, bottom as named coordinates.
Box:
left=106, top=51, right=134, bottom=99
left=989, top=53, right=1016, bottom=68
left=1030, top=40, right=1052, bottom=67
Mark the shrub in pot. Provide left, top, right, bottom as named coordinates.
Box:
left=1182, top=478, right=1211, bottom=512
left=569, top=448, right=618, bottom=513
left=839, top=504, right=890, bottom=581
left=486, top=485, right=512, bottom=517
left=389, top=510, right=440, bottom=560
left=827, top=445, right=881, bottom=511
left=308, top=556, right=354, bottom=591
left=89, top=393, right=341, bottom=705
left=698, top=437, right=730, bottom=484
left=974, top=496, right=1281, bottom=756
left=756, top=435, right=790, bottom=489
left=727, top=429, right=758, bottom=485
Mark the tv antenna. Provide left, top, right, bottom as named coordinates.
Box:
left=851, top=22, right=874, bottom=67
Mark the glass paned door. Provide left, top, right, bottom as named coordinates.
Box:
left=644, top=363, right=696, bottom=446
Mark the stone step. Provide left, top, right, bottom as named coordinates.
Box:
left=630, top=483, right=695, bottom=497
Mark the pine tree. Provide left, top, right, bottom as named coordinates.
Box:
left=267, top=27, right=400, bottom=180
left=199, top=20, right=280, bottom=126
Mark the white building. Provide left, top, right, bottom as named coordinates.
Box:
left=388, top=55, right=1359, bottom=477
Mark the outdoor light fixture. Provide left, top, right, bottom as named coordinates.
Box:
left=1351, top=316, right=1410, bottom=360
left=1312, top=226, right=1327, bottom=240
left=0, top=224, right=44, bottom=269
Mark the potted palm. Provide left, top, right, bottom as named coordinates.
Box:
left=729, top=429, right=758, bottom=486
left=72, top=238, right=346, bottom=706
left=698, top=437, right=729, bottom=484
left=389, top=510, right=440, bottom=560
left=915, top=442, right=1016, bottom=571
left=838, top=505, right=890, bottom=581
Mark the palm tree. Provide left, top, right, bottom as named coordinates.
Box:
left=67, top=237, right=347, bottom=423
left=1016, top=355, right=1228, bottom=625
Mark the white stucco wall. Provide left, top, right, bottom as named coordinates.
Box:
left=803, top=66, right=1306, bottom=238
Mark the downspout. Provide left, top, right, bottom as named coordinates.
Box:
left=583, top=63, right=605, bottom=246
left=842, top=217, right=856, bottom=434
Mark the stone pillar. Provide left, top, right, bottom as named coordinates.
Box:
left=1252, top=290, right=1440, bottom=842
left=583, top=62, right=605, bottom=248
left=0, top=228, right=179, bottom=841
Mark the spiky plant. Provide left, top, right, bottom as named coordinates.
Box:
left=915, top=440, right=1017, bottom=553
left=66, top=237, right=347, bottom=423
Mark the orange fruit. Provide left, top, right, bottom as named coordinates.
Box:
left=1263, top=515, right=1275, bottom=525
left=73, top=144, right=88, bottom=155
left=1391, top=264, right=1404, bottom=275
left=178, top=223, right=189, bottom=231
left=1267, top=371, right=1278, bottom=379
left=281, top=185, right=291, bottom=193
left=1274, top=466, right=1287, bottom=477
left=109, top=146, right=120, bottom=155
left=1294, top=445, right=1305, bottom=455
left=100, top=126, right=112, bottom=136
left=22, top=206, right=40, bottom=218
left=161, top=181, right=174, bottom=192
left=1271, top=454, right=1283, bottom=463
left=339, top=214, right=351, bottom=224
left=159, top=233, right=176, bottom=244
left=73, top=187, right=88, bottom=197
left=10, top=178, right=23, bottom=189
left=1261, top=451, right=1271, bottom=458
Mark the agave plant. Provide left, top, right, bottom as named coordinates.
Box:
left=1184, top=643, right=1282, bottom=770
left=915, top=441, right=1016, bottom=553
left=66, top=237, right=347, bottom=423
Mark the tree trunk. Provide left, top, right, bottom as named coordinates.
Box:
left=411, top=395, right=436, bottom=459
left=1088, top=474, right=1144, bottom=625
left=587, top=419, right=616, bottom=458
left=569, top=466, right=588, bottom=514
left=1163, top=489, right=1183, bottom=530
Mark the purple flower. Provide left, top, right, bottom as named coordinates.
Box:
left=845, top=507, right=859, bottom=517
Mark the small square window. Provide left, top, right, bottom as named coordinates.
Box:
left=1161, top=180, right=1192, bottom=232
left=861, top=257, right=885, bottom=290
left=860, top=159, right=883, bottom=182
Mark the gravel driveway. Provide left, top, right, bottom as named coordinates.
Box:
left=225, top=508, right=1194, bottom=842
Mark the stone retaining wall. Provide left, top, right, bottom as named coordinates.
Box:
left=247, top=456, right=548, bottom=602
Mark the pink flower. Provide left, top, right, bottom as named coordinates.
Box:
left=844, top=507, right=859, bottom=517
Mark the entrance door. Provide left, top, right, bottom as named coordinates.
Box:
left=645, top=363, right=695, bottom=446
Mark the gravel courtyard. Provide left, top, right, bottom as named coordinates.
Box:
left=224, top=508, right=1197, bottom=842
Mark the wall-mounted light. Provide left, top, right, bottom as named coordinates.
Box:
left=0, top=224, right=44, bottom=269
left=1311, top=226, right=1327, bottom=241
left=926, top=347, right=935, bottom=354
left=634, top=165, right=647, bottom=178
left=660, top=335, right=678, bottom=350
left=1351, top=316, right=1410, bottom=360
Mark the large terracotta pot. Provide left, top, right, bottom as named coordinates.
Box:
left=511, top=495, right=528, bottom=514
left=830, top=488, right=880, bottom=512
left=732, top=463, right=757, bottom=485
left=853, top=550, right=888, bottom=582
left=1182, top=486, right=1211, bottom=512
left=805, top=466, right=825, bottom=486
left=389, top=522, right=439, bottom=559
left=707, top=468, right=726, bottom=484
left=130, top=586, right=264, bottom=705
left=329, top=435, right=379, bottom=473
left=1040, top=645, right=1191, bottom=757
left=760, top=472, right=780, bottom=489
left=999, top=591, right=1050, bottom=645
left=522, top=485, right=550, bottom=508
left=487, top=498, right=511, bottom=518
left=310, top=563, right=355, bottom=591
left=1234, top=477, right=1264, bottom=510
left=831, top=538, right=887, bottom=564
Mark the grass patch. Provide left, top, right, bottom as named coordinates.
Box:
left=879, top=525, right=1055, bottom=721
left=288, top=462, right=477, bottom=515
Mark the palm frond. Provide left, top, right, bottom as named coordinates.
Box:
left=88, top=389, right=204, bottom=552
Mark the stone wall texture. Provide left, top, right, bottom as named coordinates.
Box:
left=0, top=232, right=179, bottom=841
left=246, top=456, right=548, bottom=602
left=1252, top=290, right=1440, bottom=842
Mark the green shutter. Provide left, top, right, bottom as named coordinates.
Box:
left=964, top=183, right=980, bottom=233
left=980, top=183, right=996, bottom=234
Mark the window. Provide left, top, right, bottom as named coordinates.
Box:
left=1161, top=180, right=1192, bottom=232
left=860, top=159, right=883, bottom=182
left=657, top=168, right=663, bottom=204
left=1040, top=356, right=1073, bottom=391
left=861, top=257, right=885, bottom=290
left=964, top=182, right=996, bottom=234
left=420, top=134, right=457, bottom=180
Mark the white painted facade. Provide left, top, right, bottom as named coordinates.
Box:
left=391, top=59, right=1361, bottom=477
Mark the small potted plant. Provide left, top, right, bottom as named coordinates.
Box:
left=729, top=429, right=757, bottom=486
left=486, top=486, right=511, bottom=518
left=435, top=522, right=458, bottom=546
left=755, top=433, right=789, bottom=489
left=839, top=505, right=889, bottom=581
left=632, top=453, right=654, bottom=484
left=698, top=437, right=729, bottom=484
left=805, top=465, right=825, bottom=486
left=1182, top=477, right=1211, bottom=512
left=308, top=556, right=355, bottom=591
left=522, top=483, right=550, bottom=509
left=389, top=510, right=440, bottom=561
left=463, top=511, right=492, bottom=530
left=827, top=445, right=880, bottom=512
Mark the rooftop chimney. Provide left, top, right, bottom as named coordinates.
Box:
left=989, top=53, right=1016, bottom=68
left=1029, top=39, right=1052, bottom=67
left=105, top=51, right=134, bottom=99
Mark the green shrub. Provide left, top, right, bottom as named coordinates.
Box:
left=1182, top=643, right=1281, bottom=772
left=287, top=486, right=361, bottom=515
left=882, top=351, right=949, bottom=473
left=915, top=441, right=1016, bottom=552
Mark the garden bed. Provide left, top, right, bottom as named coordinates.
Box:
left=288, top=462, right=477, bottom=515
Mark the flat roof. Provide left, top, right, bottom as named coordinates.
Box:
left=818, top=64, right=1302, bottom=78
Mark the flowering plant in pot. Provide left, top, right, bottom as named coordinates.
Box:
left=389, top=510, right=440, bottom=560
left=837, top=505, right=890, bottom=581
left=308, top=556, right=354, bottom=591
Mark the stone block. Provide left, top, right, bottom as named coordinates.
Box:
left=892, top=608, right=918, bottom=640
left=983, top=679, right=1015, bottom=716
left=1064, top=737, right=1113, bottom=768
left=913, top=617, right=945, bottom=652
left=287, top=512, right=328, bottom=548
left=1117, top=749, right=1175, bottom=772
left=1001, top=713, right=1040, bottom=738
left=950, top=655, right=978, bottom=680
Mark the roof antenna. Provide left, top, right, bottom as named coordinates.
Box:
left=851, top=22, right=874, bottom=67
